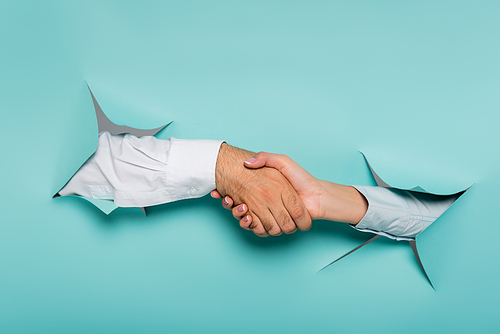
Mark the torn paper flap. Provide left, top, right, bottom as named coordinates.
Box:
left=53, top=84, right=171, bottom=215
left=359, top=151, right=471, bottom=195
left=321, top=152, right=471, bottom=288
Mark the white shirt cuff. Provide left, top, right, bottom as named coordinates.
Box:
left=114, top=138, right=224, bottom=207
left=165, top=138, right=224, bottom=202
left=58, top=132, right=224, bottom=208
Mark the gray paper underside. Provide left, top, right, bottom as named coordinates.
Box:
left=88, top=84, right=171, bottom=214
left=409, top=240, right=434, bottom=289
left=318, top=235, right=381, bottom=272
left=87, top=83, right=170, bottom=137
left=53, top=85, right=171, bottom=215
left=360, top=152, right=391, bottom=188
left=321, top=152, right=467, bottom=288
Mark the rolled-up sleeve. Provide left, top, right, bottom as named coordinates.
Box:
left=351, top=186, right=459, bottom=241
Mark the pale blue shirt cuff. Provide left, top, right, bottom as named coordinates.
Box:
left=351, top=186, right=458, bottom=241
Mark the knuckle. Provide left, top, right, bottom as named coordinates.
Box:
left=250, top=221, right=266, bottom=235
left=283, top=224, right=296, bottom=234
left=286, top=194, right=304, bottom=219
left=287, top=192, right=298, bottom=206
left=260, top=218, right=274, bottom=232
left=278, top=154, right=290, bottom=165
left=279, top=211, right=295, bottom=233
left=254, top=229, right=268, bottom=237
left=290, top=206, right=303, bottom=219
left=269, top=227, right=282, bottom=236
left=255, top=227, right=264, bottom=234
left=249, top=221, right=259, bottom=230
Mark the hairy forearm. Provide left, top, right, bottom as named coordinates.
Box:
left=215, top=143, right=255, bottom=203
left=317, top=181, right=368, bottom=225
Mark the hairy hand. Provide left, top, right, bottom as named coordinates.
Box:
left=215, top=144, right=311, bottom=236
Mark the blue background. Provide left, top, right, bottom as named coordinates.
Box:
left=1, top=1, right=499, bottom=332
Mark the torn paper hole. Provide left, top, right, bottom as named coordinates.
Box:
left=53, top=84, right=172, bottom=215
left=319, top=152, right=470, bottom=289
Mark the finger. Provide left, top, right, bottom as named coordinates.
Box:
left=245, top=153, right=314, bottom=191
left=246, top=199, right=280, bottom=236
left=244, top=152, right=290, bottom=172
left=240, top=215, right=252, bottom=230
left=221, top=196, right=234, bottom=210
left=253, top=229, right=269, bottom=237
left=232, top=203, right=248, bottom=219
left=259, top=209, right=282, bottom=236
left=282, top=189, right=312, bottom=231
left=249, top=214, right=269, bottom=237
left=269, top=204, right=296, bottom=235
left=211, top=190, right=223, bottom=199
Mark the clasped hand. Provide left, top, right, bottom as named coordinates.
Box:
left=213, top=144, right=368, bottom=237
left=213, top=144, right=312, bottom=237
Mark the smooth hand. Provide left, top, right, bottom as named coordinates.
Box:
left=214, top=144, right=311, bottom=237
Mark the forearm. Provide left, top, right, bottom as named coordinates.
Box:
left=215, top=143, right=255, bottom=202
left=317, top=180, right=368, bottom=224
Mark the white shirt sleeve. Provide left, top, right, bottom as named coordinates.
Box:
left=59, top=131, right=224, bottom=208
left=351, top=186, right=460, bottom=241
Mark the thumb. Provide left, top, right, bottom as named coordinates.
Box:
left=244, top=152, right=317, bottom=196
left=244, top=152, right=289, bottom=172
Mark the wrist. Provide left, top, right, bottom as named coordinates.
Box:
left=215, top=143, right=255, bottom=200
left=315, top=180, right=329, bottom=220
left=317, top=181, right=368, bottom=224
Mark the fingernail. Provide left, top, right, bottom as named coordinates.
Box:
left=223, top=196, right=229, bottom=205
left=237, top=204, right=246, bottom=212
left=243, top=215, right=250, bottom=222
left=244, top=158, right=257, bottom=164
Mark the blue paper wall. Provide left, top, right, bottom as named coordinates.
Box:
left=1, top=1, right=499, bottom=333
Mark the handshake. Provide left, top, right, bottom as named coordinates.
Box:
left=211, top=143, right=369, bottom=237
left=57, top=132, right=454, bottom=242
left=56, top=87, right=455, bottom=242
